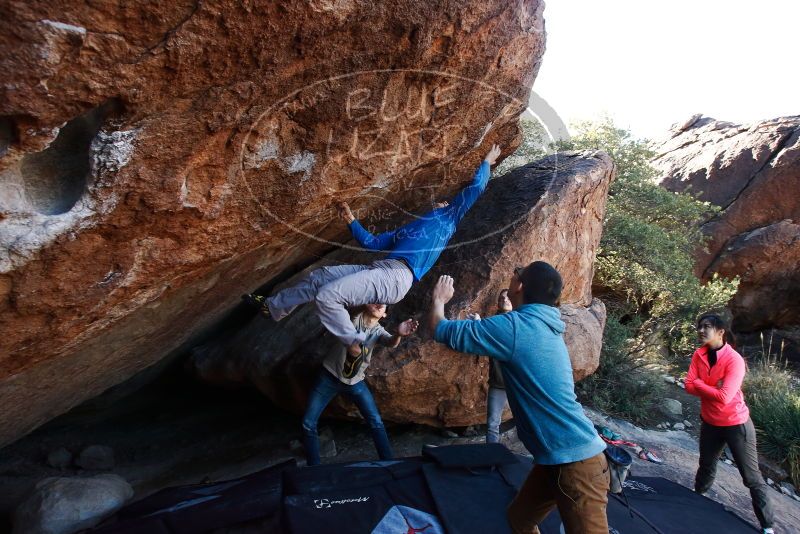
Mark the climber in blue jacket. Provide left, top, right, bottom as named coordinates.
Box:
left=243, top=144, right=502, bottom=359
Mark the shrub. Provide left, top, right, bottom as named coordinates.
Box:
left=577, top=313, right=665, bottom=425
left=495, top=119, right=550, bottom=176
left=744, top=341, right=800, bottom=486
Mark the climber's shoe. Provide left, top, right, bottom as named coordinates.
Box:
left=241, top=293, right=271, bottom=318
left=342, top=343, right=369, bottom=380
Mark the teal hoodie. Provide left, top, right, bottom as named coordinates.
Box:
left=435, top=303, right=605, bottom=464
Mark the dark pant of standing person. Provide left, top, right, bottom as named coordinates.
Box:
left=695, top=418, right=774, bottom=529
left=301, top=370, right=394, bottom=466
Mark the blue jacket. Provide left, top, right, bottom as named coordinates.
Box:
left=348, top=161, right=490, bottom=281
left=435, top=303, right=606, bottom=465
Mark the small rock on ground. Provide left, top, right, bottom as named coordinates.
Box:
left=779, top=481, right=797, bottom=498
left=660, top=398, right=683, bottom=417
left=46, top=448, right=72, bottom=470
left=13, top=474, right=132, bottom=534
left=75, top=446, right=114, bottom=471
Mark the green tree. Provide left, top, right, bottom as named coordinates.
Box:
left=557, top=117, right=737, bottom=360
left=495, top=119, right=551, bottom=176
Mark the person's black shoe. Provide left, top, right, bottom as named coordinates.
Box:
left=241, top=293, right=271, bottom=318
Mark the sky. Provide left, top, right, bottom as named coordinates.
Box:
left=531, top=0, right=800, bottom=141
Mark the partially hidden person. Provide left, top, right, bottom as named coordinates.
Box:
left=467, top=288, right=514, bottom=444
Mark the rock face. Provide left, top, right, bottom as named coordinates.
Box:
left=190, top=151, right=614, bottom=427
left=653, top=115, right=800, bottom=342
left=0, top=1, right=546, bottom=447
left=13, top=474, right=133, bottom=534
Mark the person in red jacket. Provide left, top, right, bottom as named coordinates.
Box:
left=684, top=313, right=775, bottom=534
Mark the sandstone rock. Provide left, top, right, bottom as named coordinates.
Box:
left=710, top=220, right=800, bottom=332
left=560, top=299, right=607, bottom=382
left=0, top=0, right=547, bottom=447
left=12, top=474, right=133, bottom=534
left=660, top=398, right=683, bottom=417
left=46, top=448, right=72, bottom=470
left=653, top=115, right=800, bottom=344
left=75, top=445, right=115, bottom=470
left=189, top=152, right=613, bottom=427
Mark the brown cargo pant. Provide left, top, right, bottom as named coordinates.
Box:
left=507, top=452, right=610, bottom=534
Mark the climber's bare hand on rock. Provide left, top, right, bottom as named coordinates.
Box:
left=432, top=275, right=455, bottom=306
left=484, top=144, right=502, bottom=166
left=337, top=201, right=355, bottom=224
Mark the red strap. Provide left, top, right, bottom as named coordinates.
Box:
left=601, top=436, right=639, bottom=448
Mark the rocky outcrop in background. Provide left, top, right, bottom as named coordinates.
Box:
left=654, top=115, right=800, bottom=357
left=0, top=0, right=546, bottom=447
left=190, top=151, right=614, bottom=427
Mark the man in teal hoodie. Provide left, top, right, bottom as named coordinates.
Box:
left=428, top=261, right=609, bottom=534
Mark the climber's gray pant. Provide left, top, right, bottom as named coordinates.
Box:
left=267, top=259, right=413, bottom=346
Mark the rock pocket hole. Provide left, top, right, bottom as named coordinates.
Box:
left=20, top=100, right=122, bottom=215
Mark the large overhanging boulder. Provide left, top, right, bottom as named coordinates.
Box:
left=653, top=115, right=800, bottom=339
left=0, top=1, right=547, bottom=447
left=190, top=151, right=614, bottom=427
